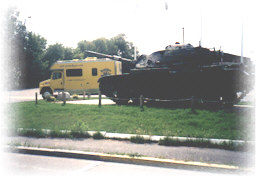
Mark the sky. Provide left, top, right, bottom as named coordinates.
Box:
left=4, top=0, right=258, bottom=59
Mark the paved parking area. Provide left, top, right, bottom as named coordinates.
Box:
left=5, top=88, right=115, bottom=105
left=5, top=88, right=40, bottom=103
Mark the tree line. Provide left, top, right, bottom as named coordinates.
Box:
left=6, top=8, right=138, bottom=89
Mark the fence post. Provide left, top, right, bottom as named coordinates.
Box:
left=83, top=91, right=86, bottom=100
left=140, top=94, right=144, bottom=111
left=98, top=91, right=102, bottom=107
left=62, top=91, right=66, bottom=105
left=191, top=96, right=195, bottom=113
left=88, top=93, right=90, bottom=99
left=35, top=92, right=38, bottom=105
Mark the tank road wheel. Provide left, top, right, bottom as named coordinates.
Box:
left=222, top=93, right=237, bottom=108
left=131, top=98, right=139, bottom=105
left=116, top=100, right=129, bottom=105
left=113, top=90, right=129, bottom=105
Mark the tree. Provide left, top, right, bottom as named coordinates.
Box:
left=93, top=38, right=108, bottom=54
left=6, top=8, right=28, bottom=89
left=24, top=32, right=47, bottom=87
left=73, top=48, right=84, bottom=59
left=5, top=8, right=49, bottom=89
left=64, top=47, right=74, bottom=60
left=43, top=43, right=65, bottom=68
left=75, top=33, right=138, bottom=60
left=111, top=33, right=135, bottom=59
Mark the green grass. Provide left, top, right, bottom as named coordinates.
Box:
left=8, top=100, right=254, bottom=140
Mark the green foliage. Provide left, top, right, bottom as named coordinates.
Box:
left=16, top=129, right=91, bottom=139
left=64, top=47, right=74, bottom=60
left=72, top=48, right=84, bottom=59
left=6, top=8, right=48, bottom=89
left=158, top=137, right=247, bottom=151
left=111, top=34, right=135, bottom=59
left=71, top=120, right=89, bottom=131
left=128, top=153, right=142, bottom=158
left=75, top=34, right=138, bottom=60
left=49, top=130, right=71, bottom=138
left=6, top=8, right=29, bottom=89
left=46, top=96, right=56, bottom=102
left=17, top=129, right=46, bottom=138
left=72, top=94, right=79, bottom=100
left=70, top=131, right=91, bottom=138
left=93, top=132, right=105, bottom=139
left=130, top=136, right=150, bottom=144
left=43, top=43, right=65, bottom=68
left=159, top=137, right=211, bottom=147
left=25, top=32, right=48, bottom=87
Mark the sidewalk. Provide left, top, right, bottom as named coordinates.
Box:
left=7, top=136, right=254, bottom=171
left=64, top=99, right=115, bottom=105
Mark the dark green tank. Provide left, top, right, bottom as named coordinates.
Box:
left=86, top=43, right=254, bottom=106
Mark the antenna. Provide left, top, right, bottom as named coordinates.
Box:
left=199, top=5, right=203, bottom=47
left=182, top=27, right=185, bottom=45
left=200, top=9, right=202, bottom=47
left=134, top=46, right=137, bottom=61
left=240, top=22, right=244, bottom=63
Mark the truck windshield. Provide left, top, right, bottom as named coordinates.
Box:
left=52, top=72, right=62, bottom=80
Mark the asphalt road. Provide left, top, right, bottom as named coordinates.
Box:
left=4, top=152, right=233, bottom=177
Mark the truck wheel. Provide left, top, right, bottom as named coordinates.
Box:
left=41, top=88, right=53, bottom=99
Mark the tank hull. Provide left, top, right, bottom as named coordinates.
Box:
left=99, top=65, right=253, bottom=105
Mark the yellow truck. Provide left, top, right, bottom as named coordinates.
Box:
left=39, top=57, right=122, bottom=98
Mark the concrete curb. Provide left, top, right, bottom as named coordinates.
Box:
left=16, top=128, right=254, bottom=147
left=7, top=146, right=250, bottom=172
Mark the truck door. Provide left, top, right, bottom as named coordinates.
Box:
left=50, top=71, right=64, bottom=92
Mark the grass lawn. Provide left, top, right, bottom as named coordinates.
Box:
left=8, top=101, right=254, bottom=140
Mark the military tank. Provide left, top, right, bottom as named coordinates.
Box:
left=86, top=42, right=254, bottom=106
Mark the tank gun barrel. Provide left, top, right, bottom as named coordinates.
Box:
left=85, top=50, right=133, bottom=62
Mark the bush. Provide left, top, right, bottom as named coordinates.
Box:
left=159, top=137, right=178, bottom=146
left=130, top=135, right=148, bottom=144
left=158, top=137, right=246, bottom=151
left=93, top=132, right=105, bottom=139
left=159, top=137, right=210, bottom=147
left=46, top=96, right=56, bottom=102
left=71, top=131, right=91, bottom=138
left=49, top=130, right=71, bottom=138
left=17, top=129, right=46, bottom=138
left=71, top=120, right=88, bottom=131
left=72, top=94, right=79, bottom=100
